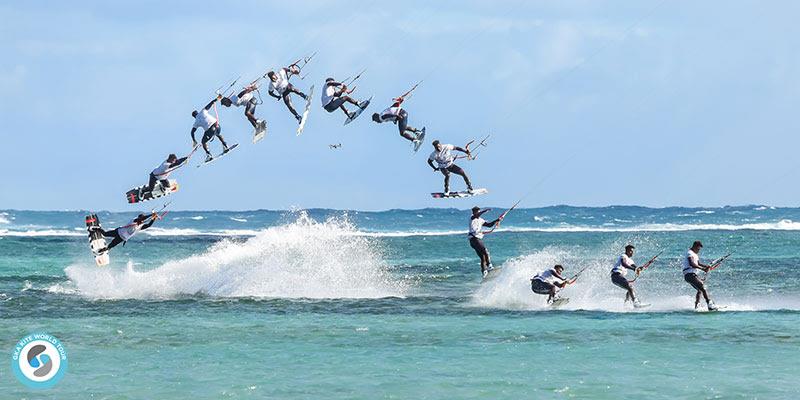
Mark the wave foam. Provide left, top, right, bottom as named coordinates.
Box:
left=5, top=219, right=800, bottom=238
left=62, top=213, right=408, bottom=300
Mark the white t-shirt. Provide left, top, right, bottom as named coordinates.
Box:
left=379, top=106, right=401, bottom=122
left=269, top=69, right=290, bottom=94
left=151, top=160, right=175, bottom=180
left=229, top=91, right=254, bottom=107
left=612, top=254, right=634, bottom=276
left=193, top=109, right=217, bottom=131
left=682, top=249, right=700, bottom=275
left=533, top=268, right=564, bottom=285
left=429, top=144, right=456, bottom=169
left=117, top=219, right=143, bottom=241
left=321, top=84, right=337, bottom=106
left=469, top=217, right=485, bottom=239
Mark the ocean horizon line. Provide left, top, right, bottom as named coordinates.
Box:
left=0, top=204, right=787, bottom=213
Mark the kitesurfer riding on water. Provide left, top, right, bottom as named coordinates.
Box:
left=531, top=265, right=576, bottom=304
left=469, top=206, right=503, bottom=278
left=682, top=241, right=719, bottom=311
left=611, top=244, right=644, bottom=307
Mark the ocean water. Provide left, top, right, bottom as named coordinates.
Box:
left=1, top=206, right=799, bottom=399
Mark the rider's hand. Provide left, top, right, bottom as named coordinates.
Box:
left=192, top=140, right=198, bottom=147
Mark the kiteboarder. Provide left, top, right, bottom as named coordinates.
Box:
left=682, top=241, right=719, bottom=311
left=371, top=90, right=423, bottom=145
left=531, top=265, right=576, bottom=304
left=321, top=78, right=368, bottom=119
left=90, top=213, right=158, bottom=254
left=148, top=152, right=192, bottom=192
left=191, top=94, right=230, bottom=162
left=469, top=206, right=504, bottom=277
left=427, top=140, right=474, bottom=196
left=611, top=244, right=644, bottom=307
left=267, top=64, right=309, bottom=123
left=221, top=84, right=265, bottom=131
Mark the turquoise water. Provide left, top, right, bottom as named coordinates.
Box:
left=1, top=207, right=799, bottom=398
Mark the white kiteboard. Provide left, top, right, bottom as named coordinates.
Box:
left=431, top=188, right=488, bottom=199
left=85, top=214, right=110, bottom=266
left=296, top=85, right=315, bottom=136
left=696, top=305, right=728, bottom=313
left=343, top=96, right=372, bottom=126
left=126, top=179, right=178, bottom=204
left=481, top=266, right=503, bottom=282
left=253, top=120, right=267, bottom=143
left=551, top=298, right=570, bottom=307
left=413, top=127, right=426, bottom=153
left=197, top=143, right=239, bottom=168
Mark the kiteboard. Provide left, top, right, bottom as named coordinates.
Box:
left=126, top=179, right=179, bottom=204
left=431, top=188, right=488, bottom=199
left=85, top=214, right=110, bottom=266
left=633, top=302, right=652, bottom=309
left=197, top=143, right=239, bottom=168
left=296, top=85, right=315, bottom=136
left=696, top=305, right=728, bottom=312
left=481, top=266, right=503, bottom=282
left=413, top=127, right=426, bottom=153
left=253, top=120, right=267, bottom=143
left=551, top=297, right=570, bottom=307
left=343, top=96, right=372, bottom=126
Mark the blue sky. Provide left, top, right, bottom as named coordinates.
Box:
left=1, top=1, right=799, bottom=211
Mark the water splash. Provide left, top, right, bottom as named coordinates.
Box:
left=472, top=247, right=800, bottom=312
left=62, top=212, right=409, bottom=300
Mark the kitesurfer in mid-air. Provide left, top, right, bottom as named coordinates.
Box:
left=267, top=64, right=309, bottom=123
left=148, top=152, right=193, bottom=192
left=469, top=206, right=503, bottom=278
left=321, top=78, right=368, bottom=119
left=682, top=241, right=719, bottom=311
left=531, top=265, right=576, bottom=304
left=221, top=84, right=265, bottom=132
left=191, top=94, right=230, bottom=162
left=427, top=140, right=474, bottom=196
left=371, top=93, right=423, bottom=145
left=90, top=213, right=158, bottom=254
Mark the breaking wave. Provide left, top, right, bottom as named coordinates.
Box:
left=5, top=219, right=800, bottom=238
